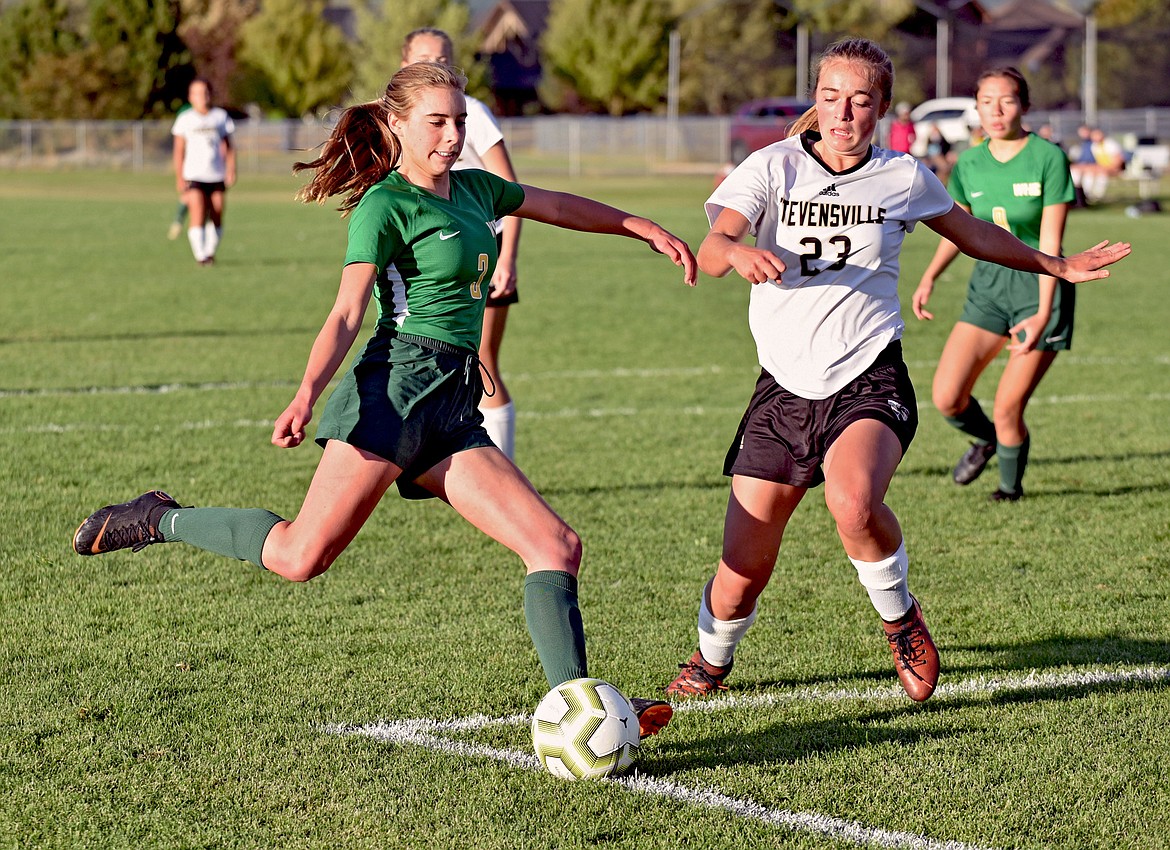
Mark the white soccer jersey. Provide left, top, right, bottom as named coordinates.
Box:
left=171, top=107, right=235, bottom=183
left=706, top=133, right=954, bottom=399
left=455, top=95, right=504, bottom=172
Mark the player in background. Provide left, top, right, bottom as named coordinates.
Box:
left=167, top=101, right=192, bottom=241
left=913, top=68, right=1074, bottom=502
left=171, top=78, right=236, bottom=266
left=665, top=38, right=1130, bottom=703
left=401, top=28, right=521, bottom=459
left=74, top=62, right=693, bottom=739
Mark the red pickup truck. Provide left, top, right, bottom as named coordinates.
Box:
left=728, top=97, right=815, bottom=163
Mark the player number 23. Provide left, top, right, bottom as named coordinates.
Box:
left=798, top=235, right=852, bottom=277
left=470, top=253, right=489, bottom=299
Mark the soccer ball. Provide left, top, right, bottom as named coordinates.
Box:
left=531, top=678, right=639, bottom=780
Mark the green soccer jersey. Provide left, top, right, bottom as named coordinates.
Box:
left=344, top=169, right=525, bottom=350
left=947, top=134, right=1074, bottom=249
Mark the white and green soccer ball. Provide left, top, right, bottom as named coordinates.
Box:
left=531, top=678, right=639, bottom=780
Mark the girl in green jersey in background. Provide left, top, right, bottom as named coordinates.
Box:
left=913, top=68, right=1076, bottom=501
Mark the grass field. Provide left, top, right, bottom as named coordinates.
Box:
left=1, top=167, right=1168, bottom=850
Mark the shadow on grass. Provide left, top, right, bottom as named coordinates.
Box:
left=747, top=633, right=1170, bottom=693
left=646, top=636, right=1170, bottom=770
left=900, top=447, right=1170, bottom=482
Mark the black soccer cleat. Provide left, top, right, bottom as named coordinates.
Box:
left=989, top=487, right=1023, bottom=503
left=952, top=441, right=996, bottom=485
left=629, top=697, right=673, bottom=739
left=73, top=490, right=182, bottom=556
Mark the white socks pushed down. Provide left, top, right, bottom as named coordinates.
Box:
left=480, top=401, right=515, bottom=460
left=187, top=222, right=221, bottom=263
left=697, top=587, right=756, bottom=668
left=850, top=540, right=912, bottom=622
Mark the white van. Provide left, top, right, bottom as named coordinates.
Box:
left=909, top=97, right=978, bottom=158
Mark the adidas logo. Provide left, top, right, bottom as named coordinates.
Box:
left=818, top=184, right=840, bottom=197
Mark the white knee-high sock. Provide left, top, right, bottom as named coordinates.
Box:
left=203, top=222, right=220, bottom=259
left=187, top=227, right=205, bottom=261
left=480, top=401, right=515, bottom=460
left=697, top=587, right=756, bottom=668
left=850, top=541, right=912, bottom=622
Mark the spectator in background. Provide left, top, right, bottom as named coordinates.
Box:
left=924, top=123, right=953, bottom=178
left=1068, top=124, right=1097, bottom=206
left=888, top=102, right=916, bottom=155
left=1087, top=127, right=1125, bottom=202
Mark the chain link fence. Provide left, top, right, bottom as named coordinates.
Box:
left=1, top=111, right=1167, bottom=178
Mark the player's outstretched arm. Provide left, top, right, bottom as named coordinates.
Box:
left=1059, top=240, right=1133, bottom=282
left=272, top=263, right=376, bottom=449
left=699, top=208, right=787, bottom=284
left=926, top=205, right=1131, bottom=283
left=515, top=184, right=696, bottom=286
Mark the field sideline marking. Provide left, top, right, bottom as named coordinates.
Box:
left=327, top=665, right=1169, bottom=850
left=6, top=391, right=1170, bottom=436
left=0, top=351, right=1167, bottom=400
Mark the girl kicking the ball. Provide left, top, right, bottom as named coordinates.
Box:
left=73, top=62, right=692, bottom=738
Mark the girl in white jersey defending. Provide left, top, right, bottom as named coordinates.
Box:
left=171, top=78, right=235, bottom=266
left=74, top=62, right=696, bottom=739
left=401, top=28, right=521, bottom=460
left=666, top=38, right=1130, bottom=703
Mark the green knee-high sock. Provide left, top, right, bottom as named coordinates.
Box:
left=944, top=398, right=996, bottom=444
left=160, top=507, right=283, bottom=569
left=523, top=570, right=588, bottom=688
left=997, top=435, right=1030, bottom=494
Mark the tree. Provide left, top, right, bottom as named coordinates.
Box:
left=177, top=0, right=258, bottom=111
left=352, top=0, right=488, bottom=104
left=0, top=0, right=84, bottom=117
left=236, top=0, right=352, bottom=117
left=540, top=0, right=672, bottom=115
left=673, top=0, right=794, bottom=115
left=0, top=0, right=190, bottom=118
left=1093, top=0, right=1170, bottom=108
left=84, top=0, right=191, bottom=118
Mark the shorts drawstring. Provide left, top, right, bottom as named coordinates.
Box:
left=471, top=356, right=496, bottom=398
left=396, top=331, right=495, bottom=397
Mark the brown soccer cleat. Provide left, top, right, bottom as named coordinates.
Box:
left=628, top=697, right=673, bottom=739
left=882, top=596, right=939, bottom=702
left=73, top=490, right=181, bottom=556
left=665, top=650, right=732, bottom=698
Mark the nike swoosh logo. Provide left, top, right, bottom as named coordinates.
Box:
left=970, top=191, right=985, bottom=198
left=90, top=514, right=112, bottom=554
left=439, top=231, right=460, bottom=240
left=1045, top=334, right=1067, bottom=343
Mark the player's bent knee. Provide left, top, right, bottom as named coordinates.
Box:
left=932, top=389, right=966, bottom=418
left=825, top=489, right=876, bottom=538
left=524, top=524, right=582, bottom=574
left=267, top=542, right=336, bottom=583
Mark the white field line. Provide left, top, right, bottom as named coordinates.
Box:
left=5, top=394, right=1170, bottom=437
left=326, top=666, right=1170, bottom=850
left=327, top=723, right=990, bottom=850
left=0, top=352, right=1166, bottom=401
